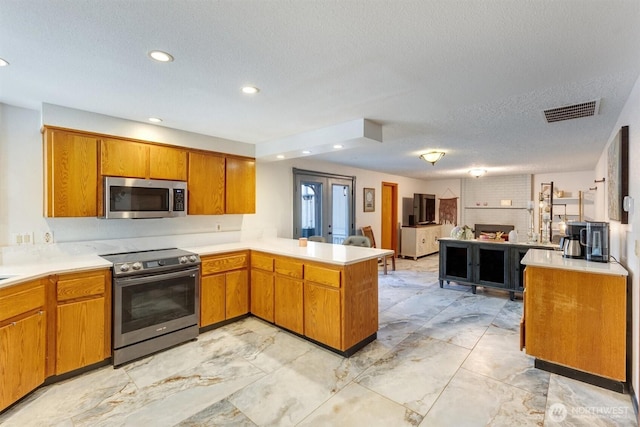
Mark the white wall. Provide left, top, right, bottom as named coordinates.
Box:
left=246, top=158, right=441, bottom=244
left=595, top=72, right=640, bottom=405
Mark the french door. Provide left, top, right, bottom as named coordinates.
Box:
left=293, top=168, right=355, bottom=244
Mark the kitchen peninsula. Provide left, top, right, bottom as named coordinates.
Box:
left=521, top=249, right=629, bottom=392
left=0, top=237, right=392, bottom=412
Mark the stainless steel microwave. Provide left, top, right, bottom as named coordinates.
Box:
left=104, top=177, right=187, bottom=219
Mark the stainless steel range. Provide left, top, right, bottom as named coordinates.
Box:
left=101, top=248, right=200, bottom=366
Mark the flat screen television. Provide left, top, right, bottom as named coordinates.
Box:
left=413, top=193, right=435, bottom=224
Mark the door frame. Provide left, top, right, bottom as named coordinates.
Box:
left=381, top=181, right=398, bottom=255
left=292, top=168, right=356, bottom=241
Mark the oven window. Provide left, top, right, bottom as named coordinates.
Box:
left=120, top=275, right=196, bottom=334
left=110, top=186, right=170, bottom=212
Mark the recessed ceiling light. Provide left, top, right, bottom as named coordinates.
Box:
left=0, top=58, right=9, bottom=67
left=148, top=50, right=174, bottom=62
left=302, top=150, right=311, bottom=154
left=333, top=144, right=343, bottom=149
left=276, top=154, right=285, bottom=159
left=148, top=117, right=163, bottom=123
left=241, top=86, right=260, bottom=94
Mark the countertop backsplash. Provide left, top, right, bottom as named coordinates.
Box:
left=0, top=227, right=277, bottom=266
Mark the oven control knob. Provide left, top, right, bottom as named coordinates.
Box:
left=179, top=256, right=188, bottom=264
left=132, top=262, right=143, bottom=271
left=120, top=263, right=131, bottom=272
left=189, top=255, right=198, bottom=263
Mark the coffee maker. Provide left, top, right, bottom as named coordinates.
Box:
left=560, top=221, right=586, bottom=259
left=580, top=221, right=610, bottom=263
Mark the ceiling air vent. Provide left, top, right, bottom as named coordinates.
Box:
left=543, top=99, right=600, bottom=123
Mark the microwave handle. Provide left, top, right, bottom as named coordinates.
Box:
left=114, top=268, right=199, bottom=287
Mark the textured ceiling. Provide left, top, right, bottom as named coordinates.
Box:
left=1, top=0, right=640, bottom=179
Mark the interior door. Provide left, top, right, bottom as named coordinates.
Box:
left=293, top=169, right=355, bottom=243
left=381, top=182, right=398, bottom=253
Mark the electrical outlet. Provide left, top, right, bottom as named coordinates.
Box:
left=215, top=223, right=222, bottom=232
left=11, top=233, right=22, bottom=245
left=43, top=231, right=54, bottom=244
left=22, top=232, right=33, bottom=245
left=635, top=239, right=639, bottom=257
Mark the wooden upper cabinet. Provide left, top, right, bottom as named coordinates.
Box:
left=188, top=151, right=225, bottom=215
left=226, top=157, right=256, bottom=214
left=100, top=138, right=187, bottom=180
left=149, top=144, right=187, bottom=181
left=100, top=138, right=149, bottom=178
left=44, top=128, right=99, bottom=217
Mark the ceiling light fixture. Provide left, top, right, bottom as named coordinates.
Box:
left=302, top=150, right=311, bottom=154
left=241, top=86, right=259, bottom=94
left=148, top=117, right=163, bottom=123
left=419, top=151, right=445, bottom=165
left=333, top=144, right=343, bottom=149
left=276, top=154, right=285, bottom=159
left=148, top=50, right=174, bottom=62
left=469, top=168, right=487, bottom=178
left=0, top=58, right=9, bottom=67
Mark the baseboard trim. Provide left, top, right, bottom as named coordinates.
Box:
left=534, top=359, right=626, bottom=394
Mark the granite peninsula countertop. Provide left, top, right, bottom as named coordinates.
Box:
left=522, top=248, right=628, bottom=276
left=0, top=238, right=394, bottom=290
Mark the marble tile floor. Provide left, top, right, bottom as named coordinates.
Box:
left=1, top=255, right=637, bottom=426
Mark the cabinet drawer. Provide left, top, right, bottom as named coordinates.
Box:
left=275, top=258, right=303, bottom=279
left=305, top=265, right=341, bottom=288
left=202, top=253, right=248, bottom=275
left=0, top=283, right=45, bottom=322
left=251, top=253, right=274, bottom=272
left=57, top=274, right=105, bottom=303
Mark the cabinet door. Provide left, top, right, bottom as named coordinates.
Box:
left=44, top=128, right=98, bottom=217
left=304, top=282, right=341, bottom=349
left=440, top=241, right=473, bottom=283
left=510, top=247, right=530, bottom=292
left=200, top=274, right=226, bottom=327
left=225, top=157, right=256, bottom=214
left=0, top=311, right=46, bottom=412
left=226, top=270, right=249, bottom=319
left=425, top=226, right=441, bottom=254
left=149, top=145, right=187, bottom=181
left=275, top=276, right=304, bottom=334
left=187, top=151, right=225, bottom=215
left=474, top=245, right=509, bottom=288
left=100, top=138, right=149, bottom=178
left=416, top=228, right=428, bottom=256
left=250, top=269, right=274, bottom=322
left=56, top=298, right=105, bottom=375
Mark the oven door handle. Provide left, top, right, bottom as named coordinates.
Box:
left=114, top=267, right=200, bottom=287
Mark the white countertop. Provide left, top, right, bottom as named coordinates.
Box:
left=0, top=238, right=394, bottom=290
left=521, top=248, right=628, bottom=276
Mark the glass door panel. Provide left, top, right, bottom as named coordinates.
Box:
left=293, top=169, right=355, bottom=243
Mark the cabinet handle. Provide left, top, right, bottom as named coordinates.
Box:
left=11, top=322, right=16, bottom=326
left=38, top=310, right=44, bottom=315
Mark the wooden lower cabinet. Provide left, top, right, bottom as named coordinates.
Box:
left=56, top=298, right=106, bottom=375
left=0, top=279, right=46, bottom=412
left=523, top=266, right=627, bottom=380
left=53, top=269, right=111, bottom=376
left=200, top=252, right=250, bottom=328
left=251, top=269, right=275, bottom=322
left=274, top=257, right=304, bottom=334
left=304, top=282, right=341, bottom=348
